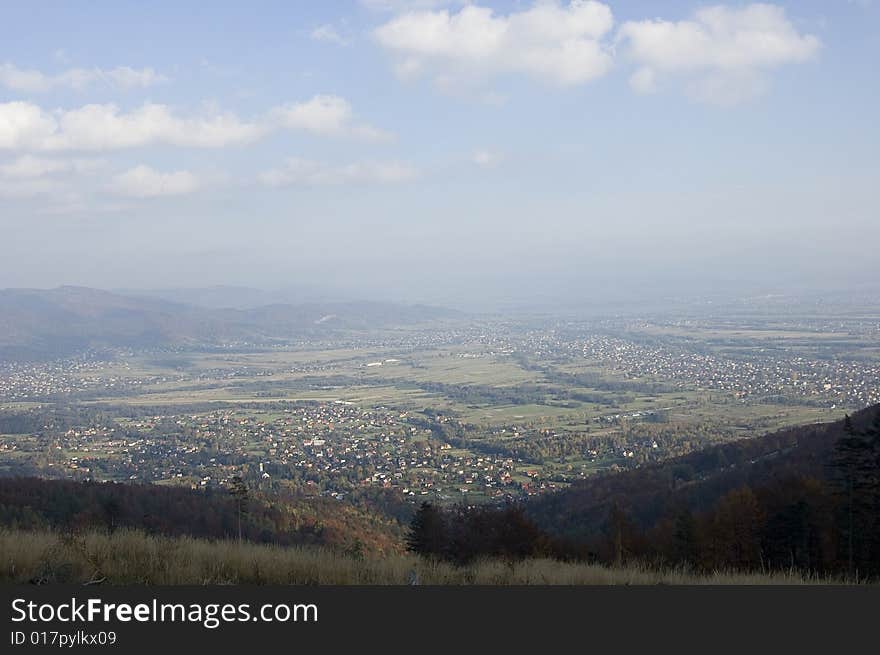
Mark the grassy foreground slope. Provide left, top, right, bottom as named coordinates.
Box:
left=0, top=528, right=835, bottom=586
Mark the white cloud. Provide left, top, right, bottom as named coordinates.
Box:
left=0, top=96, right=389, bottom=151
left=0, top=154, right=103, bottom=178
left=0, top=101, right=264, bottom=150
left=110, top=165, right=200, bottom=198
left=628, top=67, right=657, bottom=95
left=374, top=1, right=615, bottom=87
left=270, top=95, right=391, bottom=141
left=0, top=156, right=193, bottom=204
left=311, top=25, right=349, bottom=46
left=0, top=102, right=59, bottom=150
left=0, top=157, right=92, bottom=201
left=259, top=158, right=418, bottom=187
left=471, top=148, right=502, bottom=167
left=271, top=95, right=353, bottom=135
left=619, top=4, right=821, bottom=104
left=53, top=103, right=266, bottom=149
left=361, top=0, right=466, bottom=11
left=0, top=63, right=167, bottom=92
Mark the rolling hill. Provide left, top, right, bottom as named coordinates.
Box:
left=521, top=403, right=880, bottom=575
left=0, top=286, right=462, bottom=360
left=526, top=404, right=880, bottom=538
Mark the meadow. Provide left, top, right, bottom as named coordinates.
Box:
left=0, top=529, right=836, bottom=586
left=83, top=344, right=845, bottom=436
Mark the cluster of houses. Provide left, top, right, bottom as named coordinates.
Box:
left=578, top=334, right=879, bottom=407
left=3, top=402, right=571, bottom=501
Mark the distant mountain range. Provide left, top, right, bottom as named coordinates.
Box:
left=0, top=286, right=463, bottom=361
left=114, top=285, right=347, bottom=310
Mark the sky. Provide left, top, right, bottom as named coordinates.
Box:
left=1, top=1, right=878, bottom=308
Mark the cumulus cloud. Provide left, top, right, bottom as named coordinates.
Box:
left=0, top=96, right=389, bottom=151
left=373, top=1, right=615, bottom=86
left=270, top=95, right=391, bottom=141
left=259, top=158, right=418, bottom=187
left=619, top=4, right=821, bottom=104
left=0, top=101, right=264, bottom=150
left=0, top=157, right=193, bottom=203
left=0, top=154, right=103, bottom=201
left=0, top=63, right=167, bottom=92
left=110, top=165, right=200, bottom=198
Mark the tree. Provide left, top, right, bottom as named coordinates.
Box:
left=828, top=415, right=877, bottom=577
left=707, top=487, right=764, bottom=571
left=865, top=413, right=880, bottom=573
left=494, top=505, right=545, bottom=560
left=101, top=497, right=122, bottom=534
left=671, top=509, right=698, bottom=567
left=229, top=475, right=249, bottom=544
left=603, top=503, right=636, bottom=566
left=406, top=502, right=446, bottom=558
left=759, top=477, right=832, bottom=574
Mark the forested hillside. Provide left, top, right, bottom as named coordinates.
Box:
left=405, top=405, right=880, bottom=578
left=519, top=404, right=879, bottom=575
left=0, top=477, right=403, bottom=556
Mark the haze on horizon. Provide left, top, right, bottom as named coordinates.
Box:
left=1, top=1, right=878, bottom=309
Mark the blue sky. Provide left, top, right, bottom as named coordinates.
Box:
left=1, top=1, right=877, bottom=305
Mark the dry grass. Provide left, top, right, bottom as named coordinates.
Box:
left=0, top=529, right=838, bottom=585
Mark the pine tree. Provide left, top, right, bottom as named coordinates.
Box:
left=229, top=475, right=249, bottom=544
left=406, top=502, right=446, bottom=558
left=862, top=412, right=880, bottom=574
left=828, top=415, right=876, bottom=577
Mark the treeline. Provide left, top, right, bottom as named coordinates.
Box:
left=0, top=399, right=351, bottom=426
left=414, top=418, right=597, bottom=464
left=540, top=370, right=678, bottom=395
left=412, top=409, right=749, bottom=466
left=456, top=432, right=624, bottom=464
left=401, top=379, right=631, bottom=408
left=406, top=502, right=569, bottom=565
left=409, top=381, right=554, bottom=406
left=0, top=405, right=113, bottom=434
left=0, top=477, right=403, bottom=556
left=512, top=354, right=678, bottom=393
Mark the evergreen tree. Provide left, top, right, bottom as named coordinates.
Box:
left=406, top=502, right=447, bottom=558
left=229, top=475, right=249, bottom=544
left=671, top=509, right=698, bottom=566
left=708, top=487, right=764, bottom=571
left=827, top=416, right=877, bottom=576
left=860, top=413, right=880, bottom=575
